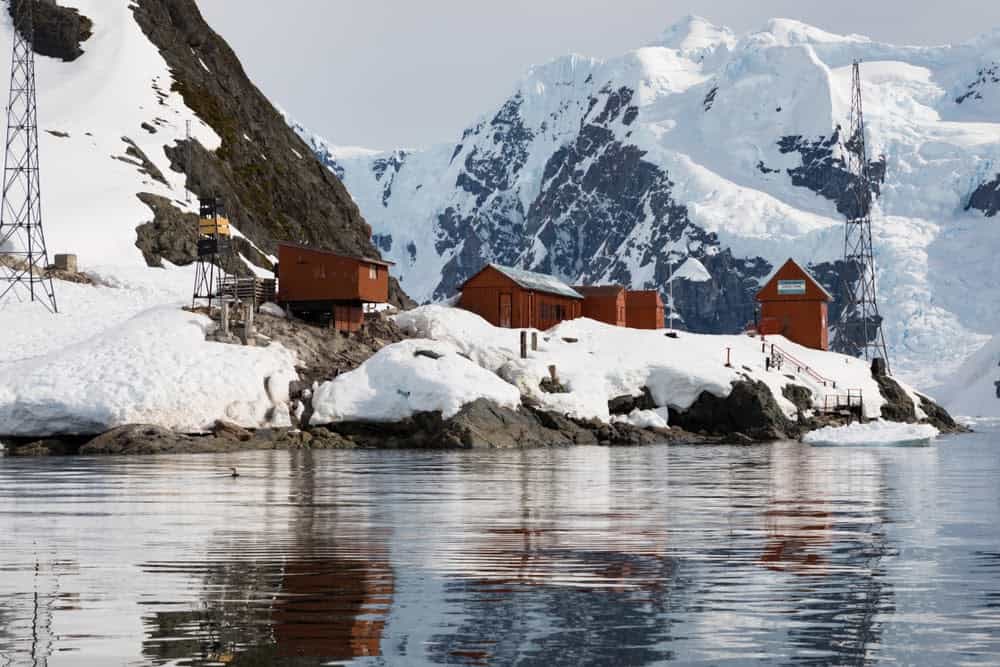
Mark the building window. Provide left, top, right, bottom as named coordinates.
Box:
left=369, top=264, right=377, bottom=280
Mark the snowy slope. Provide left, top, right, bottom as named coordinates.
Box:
left=310, top=305, right=934, bottom=427
left=299, top=16, right=1000, bottom=397
left=0, top=0, right=219, bottom=268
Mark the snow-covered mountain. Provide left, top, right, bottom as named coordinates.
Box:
left=296, top=16, right=1000, bottom=405
left=0, top=0, right=385, bottom=281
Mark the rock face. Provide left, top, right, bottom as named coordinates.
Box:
left=122, top=0, right=411, bottom=305
left=325, top=399, right=693, bottom=450
left=967, top=174, right=1000, bottom=218
left=8, top=0, right=93, bottom=62
left=669, top=379, right=797, bottom=441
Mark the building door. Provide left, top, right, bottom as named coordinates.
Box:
left=499, top=293, right=512, bottom=328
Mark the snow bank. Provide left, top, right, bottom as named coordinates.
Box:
left=0, top=306, right=298, bottom=437
left=309, top=339, right=521, bottom=424
left=803, top=421, right=939, bottom=446
left=391, top=305, right=895, bottom=424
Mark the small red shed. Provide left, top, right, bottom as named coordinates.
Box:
left=756, top=258, right=832, bottom=351
left=573, top=285, right=627, bottom=327
left=626, top=290, right=665, bottom=330
left=459, top=264, right=583, bottom=330
left=276, top=243, right=393, bottom=333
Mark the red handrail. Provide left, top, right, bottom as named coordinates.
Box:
left=762, top=340, right=837, bottom=388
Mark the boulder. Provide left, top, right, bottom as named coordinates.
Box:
left=669, top=379, right=796, bottom=441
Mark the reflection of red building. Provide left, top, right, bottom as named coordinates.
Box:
left=272, top=559, right=394, bottom=660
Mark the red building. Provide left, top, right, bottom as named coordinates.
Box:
left=626, top=290, right=665, bottom=330
left=756, top=258, right=832, bottom=351
left=574, top=285, right=627, bottom=327
left=459, top=264, right=583, bottom=329
left=276, top=243, right=393, bottom=333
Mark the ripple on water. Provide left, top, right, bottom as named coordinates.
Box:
left=0, top=432, right=998, bottom=665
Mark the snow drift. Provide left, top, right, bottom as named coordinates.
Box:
left=0, top=305, right=298, bottom=437
left=310, top=305, right=934, bottom=428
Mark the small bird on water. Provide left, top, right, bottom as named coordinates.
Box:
left=230, top=467, right=240, bottom=478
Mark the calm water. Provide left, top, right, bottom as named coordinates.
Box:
left=1, top=425, right=999, bottom=666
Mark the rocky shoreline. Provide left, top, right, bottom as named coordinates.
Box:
left=1, top=369, right=964, bottom=457
left=0, top=310, right=965, bottom=458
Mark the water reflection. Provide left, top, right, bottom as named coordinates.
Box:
left=0, top=431, right=998, bottom=665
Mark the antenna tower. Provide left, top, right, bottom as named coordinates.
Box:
left=832, top=61, right=889, bottom=371
left=0, top=0, right=57, bottom=312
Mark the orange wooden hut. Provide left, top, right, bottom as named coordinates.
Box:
left=276, top=243, right=393, bottom=333
left=625, top=290, right=665, bottom=330
left=459, top=264, right=583, bottom=330
left=756, top=258, right=832, bottom=351
left=573, top=285, right=627, bottom=327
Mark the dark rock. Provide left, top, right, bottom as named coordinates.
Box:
left=414, top=349, right=444, bottom=360
left=917, top=394, right=968, bottom=434
left=6, top=438, right=81, bottom=456
left=9, top=0, right=93, bottom=62
left=212, top=420, right=253, bottom=442
left=872, top=366, right=918, bottom=423
left=669, top=380, right=796, bottom=441
left=966, top=173, right=1000, bottom=218
left=119, top=137, right=168, bottom=186
left=608, top=387, right=656, bottom=415
left=141, top=121, right=157, bottom=134
left=46, top=130, right=70, bottom=138
left=81, top=425, right=204, bottom=455
left=539, top=377, right=569, bottom=394
left=782, top=384, right=813, bottom=417
left=128, top=0, right=408, bottom=301
left=134, top=193, right=199, bottom=267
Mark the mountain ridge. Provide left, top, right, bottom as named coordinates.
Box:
left=295, top=16, right=1000, bottom=398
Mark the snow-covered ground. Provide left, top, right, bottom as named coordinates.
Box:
left=803, top=421, right=940, bottom=446
left=0, top=1, right=221, bottom=269
left=309, top=305, right=931, bottom=429
left=0, top=267, right=299, bottom=437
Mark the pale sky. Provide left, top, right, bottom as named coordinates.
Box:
left=198, top=0, right=1000, bottom=151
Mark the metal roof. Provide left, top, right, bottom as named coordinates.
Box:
left=573, top=285, right=626, bottom=298
left=277, top=242, right=395, bottom=267
left=490, top=264, right=583, bottom=299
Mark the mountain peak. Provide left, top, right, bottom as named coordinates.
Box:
left=653, top=15, right=736, bottom=56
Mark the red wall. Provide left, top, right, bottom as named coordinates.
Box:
left=277, top=244, right=389, bottom=304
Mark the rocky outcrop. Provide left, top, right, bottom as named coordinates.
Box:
left=123, top=0, right=412, bottom=307
left=669, top=379, right=797, bottom=441
left=323, top=399, right=698, bottom=450
left=966, top=174, right=1000, bottom=218
left=869, top=359, right=967, bottom=433
left=134, top=193, right=199, bottom=267
left=9, top=0, right=93, bottom=62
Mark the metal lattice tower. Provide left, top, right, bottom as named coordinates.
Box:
left=0, top=0, right=57, bottom=312
left=833, top=61, right=889, bottom=372
left=193, top=196, right=238, bottom=309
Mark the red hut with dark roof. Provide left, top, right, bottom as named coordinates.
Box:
left=756, top=258, right=832, bottom=351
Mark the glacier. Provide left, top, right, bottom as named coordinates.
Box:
left=293, top=16, right=1000, bottom=413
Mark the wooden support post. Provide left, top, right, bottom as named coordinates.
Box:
left=221, top=302, right=230, bottom=337
left=531, top=332, right=538, bottom=352
left=549, top=365, right=558, bottom=383
left=244, top=300, right=255, bottom=343
left=520, top=331, right=528, bottom=359
left=725, top=347, right=733, bottom=368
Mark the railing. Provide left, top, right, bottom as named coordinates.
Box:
left=763, top=340, right=837, bottom=389
left=819, top=389, right=864, bottom=414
